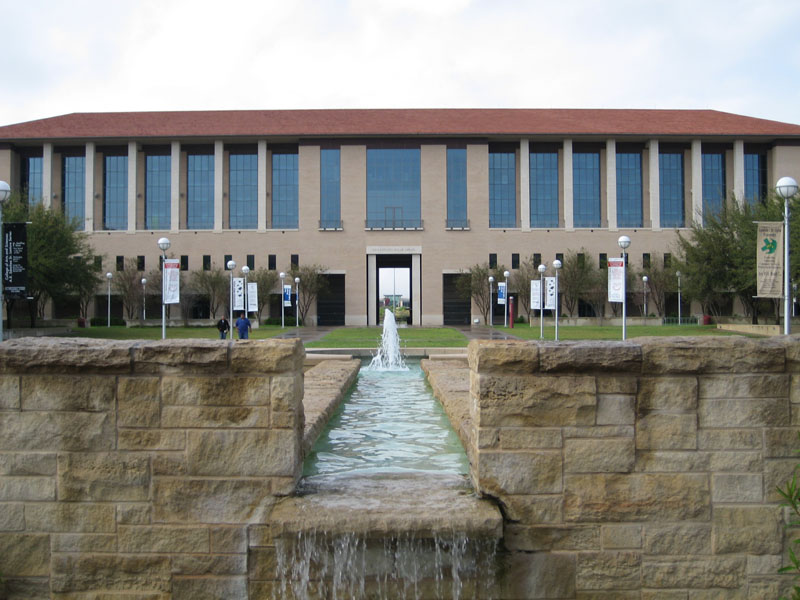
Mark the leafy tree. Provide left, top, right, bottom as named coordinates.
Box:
left=640, top=256, right=675, bottom=318
left=558, top=249, right=595, bottom=317
left=249, top=268, right=279, bottom=324
left=177, top=269, right=198, bottom=326
left=190, top=266, right=228, bottom=319
left=287, top=264, right=329, bottom=326
left=457, top=262, right=508, bottom=325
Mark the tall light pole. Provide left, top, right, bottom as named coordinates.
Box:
left=0, top=180, right=11, bottom=342
left=241, top=265, right=250, bottom=321
left=157, top=237, right=170, bottom=339
left=503, top=270, right=510, bottom=328
left=538, top=263, right=547, bottom=339
left=488, top=276, right=494, bottom=327
left=106, top=272, right=113, bottom=327
left=227, top=259, right=236, bottom=340
left=642, top=275, right=649, bottom=320
left=777, top=176, right=799, bottom=335
left=294, top=276, right=300, bottom=329
left=676, top=270, right=682, bottom=325
left=618, top=235, right=631, bottom=340
left=553, top=259, right=562, bottom=341
left=279, top=271, right=286, bottom=328
left=141, top=278, right=147, bottom=321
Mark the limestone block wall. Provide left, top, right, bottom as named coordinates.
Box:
left=468, top=336, right=800, bottom=598
left=0, top=337, right=304, bottom=600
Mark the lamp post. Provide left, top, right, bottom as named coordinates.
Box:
left=503, top=270, right=510, bottom=328
left=241, top=265, right=250, bottom=321
left=279, top=271, right=286, bottom=328
left=106, top=272, right=113, bottom=327
left=676, top=270, right=682, bottom=325
left=538, top=263, right=547, bottom=339
left=294, top=276, right=300, bottom=329
left=157, top=237, right=170, bottom=339
left=618, top=235, right=631, bottom=340
left=642, top=275, right=649, bottom=321
left=777, top=176, right=799, bottom=335
left=227, top=260, right=236, bottom=340
left=488, top=276, right=494, bottom=327
left=141, top=278, right=147, bottom=321
left=0, top=180, right=10, bottom=342
left=553, top=259, right=562, bottom=341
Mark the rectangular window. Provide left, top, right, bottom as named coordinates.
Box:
left=573, top=152, right=600, bottom=227
left=530, top=152, right=559, bottom=228
left=268, top=254, right=276, bottom=271
left=664, top=253, right=672, bottom=268
left=104, top=155, right=127, bottom=230
left=616, top=153, right=642, bottom=227
left=446, top=148, right=468, bottom=228
left=489, top=253, right=497, bottom=269
left=659, top=153, right=684, bottom=228
left=22, top=156, right=43, bottom=206
left=94, top=256, right=102, bottom=270
left=512, top=253, right=520, bottom=270
left=202, top=255, right=211, bottom=271
left=533, top=253, right=541, bottom=268
left=63, top=155, right=85, bottom=229
left=145, top=155, right=171, bottom=230
left=643, top=253, right=651, bottom=269
left=180, top=255, right=188, bottom=270
left=291, top=254, right=299, bottom=269
left=247, top=254, right=255, bottom=270
left=320, top=148, right=341, bottom=229
left=702, top=152, right=726, bottom=221
left=116, top=256, right=124, bottom=271
left=229, top=153, right=257, bottom=229
left=556, top=252, right=564, bottom=263
left=599, top=253, right=607, bottom=269
left=489, top=150, right=516, bottom=228
left=187, top=154, right=214, bottom=229
left=744, top=153, right=767, bottom=205
left=366, top=148, right=421, bottom=229
left=224, top=254, right=232, bottom=269
left=137, top=256, right=145, bottom=271
left=272, top=150, right=299, bottom=229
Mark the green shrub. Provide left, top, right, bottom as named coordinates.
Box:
left=89, top=316, right=126, bottom=327
left=777, top=432, right=800, bottom=599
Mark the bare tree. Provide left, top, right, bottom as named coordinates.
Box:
left=457, top=262, right=508, bottom=325
left=509, top=254, right=539, bottom=320
left=191, top=266, right=228, bottom=319
left=558, top=249, right=594, bottom=317
left=250, top=268, right=279, bottom=324
left=111, top=258, right=146, bottom=320
left=288, top=264, right=329, bottom=325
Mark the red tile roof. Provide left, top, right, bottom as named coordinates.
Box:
left=1, top=109, right=799, bottom=141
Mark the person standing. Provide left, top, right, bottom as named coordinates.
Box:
left=235, top=312, right=251, bottom=340
left=216, top=316, right=230, bottom=339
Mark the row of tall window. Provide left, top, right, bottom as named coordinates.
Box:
left=17, top=145, right=769, bottom=232
left=111, top=253, right=300, bottom=273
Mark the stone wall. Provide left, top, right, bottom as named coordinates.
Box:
left=468, top=336, right=800, bottom=598
left=0, top=337, right=304, bottom=599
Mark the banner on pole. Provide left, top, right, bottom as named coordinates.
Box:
left=247, top=282, right=258, bottom=313
left=608, top=257, right=625, bottom=303
left=497, top=282, right=506, bottom=305
left=545, top=277, right=556, bottom=310
left=233, top=278, right=245, bottom=311
left=2, top=222, right=27, bottom=298
left=757, top=222, right=783, bottom=298
left=162, top=259, right=180, bottom=304
left=283, top=284, right=292, bottom=307
left=531, top=280, right=541, bottom=310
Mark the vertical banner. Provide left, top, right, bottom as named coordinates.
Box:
left=283, top=284, right=293, bottom=307
left=247, top=282, right=258, bottom=313
left=608, top=257, right=625, bottom=303
left=162, top=259, right=180, bottom=304
left=497, top=281, right=507, bottom=305
left=545, top=277, right=556, bottom=310
left=2, top=222, right=27, bottom=298
left=531, top=280, right=541, bottom=310
left=233, top=277, right=245, bottom=311
left=757, top=222, right=783, bottom=298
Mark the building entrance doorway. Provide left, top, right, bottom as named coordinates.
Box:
left=376, top=255, right=412, bottom=325
left=366, top=248, right=421, bottom=326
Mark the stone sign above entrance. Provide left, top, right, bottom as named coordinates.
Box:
left=366, top=246, right=422, bottom=255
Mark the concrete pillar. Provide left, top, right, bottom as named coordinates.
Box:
left=258, top=140, right=268, bottom=231
left=606, top=139, right=617, bottom=230
left=412, top=254, right=421, bottom=326
left=368, top=254, right=377, bottom=326
left=733, top=139, right=745, bottom=206
left=214, top=141, right=224, bottom=231
left=563, top=139, right=573, bottom=230
left=520, top=139, right=530, bottom=231
left=691, top=139, right=703, bottom=225
left=127, top=142, right=137, bottom=233
left=84, top=142, right=95, bottom=231
left=170, top=141, right=180, bottom=232
left=42, top=143, right=53, bottom=209
left=648, top=139, right=660, bottom=229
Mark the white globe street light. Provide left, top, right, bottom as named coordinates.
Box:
left=279, top=271, right=286, bottom=328
left=157, top=237, right=170, bottom=339
left=488, top=276, right=495, bottom=327
left=141, top=278, right=147, bottom=321
left=676, top=270, right=682, bottom=325
left=618, top=235, right=631, bottom=340
left=227, top=259, right=236, bottom=340
left=538, top=263, right=547, bottom=339
left=777, top=176, right=799, bottom=335
left=503, top=270, right=511, bottom=328
left=0, top=180, right=11, bottom=342
left=241, top=265, right=250, bottom=321
left=642, top=275, right=649, bottom=320
left=553, top=260, right=562, bottom=341
left=294, top=277, right=300, bottom=329
left=106, top=272, right=113, bottom=327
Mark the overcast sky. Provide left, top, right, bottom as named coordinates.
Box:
left=1, top=0, right=799, bottom=126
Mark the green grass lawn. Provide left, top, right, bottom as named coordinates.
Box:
left=497, top=323, right=749, bottom=340
left=61, top=325, right=286, bottom=340
left=306, top=327, right=470, bottom=348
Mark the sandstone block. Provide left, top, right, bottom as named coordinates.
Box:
left=476, top=427, right=499, bottom=449
left=11, top=453, right=57, bottom=476
left=117, top=503, right=152, bottom=525
left=596, top=376, right=638, bottom=395
left=637, top=376, right=697, bottom=411
left=576, top=551, right=641, bottom=590
left=698, top=428, right=762, bottom=450
left=153, top=479, right=275, bottom=523
left=563, top=425, right=633, bottom=439
left=270, top=373, right=303, bottom=412
left=50, top=554, right=171, bottom=593
left=640, top=337, right=783, bottom=374
left=596, top=394, right=635, bottom=425
left=211, top=526, right=247, bottom=553
left=496, top=551, right=575, bottom=599
left=699, top=373, right=790, bottom=398
left=747, top=554, right=782, bottom=575
left=0, top=375, right=20, bottom=409
left=0, top=533, right=49, bottom=576
left=229, top=338, right=304, bottom=373
left=707, top=451, right=762, bottom=472
left=247, top=545, right=278, bottom=580
left=641, top=592, right=690, bottom=600
left=57, top=453, right=150, bottom=502
left=765, top=428, right=800, bottom=457
left=21, top=375, right=115, bottom=411
left=713, top=505, right=782, bottom=554
left=0, top=476, right=55, bottom=501
left=498, top=427, right=562, bottom=449
left=564, top=473, right=710, bottom=522
left=173, top=576, right=248, bottom=600
left=25, top=502, right=116, bottom=533
left=152, top=452, right=186, bottom=476
left=0, top=412, right=114, bottom=451
left=538, top=341, right=641, bottom=373
left=0, top=503, right=24, bottom=531
left=51, top=533, right=117, bottom=553
left=171, top=554, right=246, bottom=575
left=565, top=438, right=634, bottom=473
left=699, top=397, right=789, bottom=428
left=186, top=429, right=299, bottom=477
left=635, top=450, right=710, bottom=472
left=505, top=524, right=599, bottom=551
left=161, top=375, right=271, bottom=407
left=642, top=556, right=745, bottom=589
left=117, top=376, right=160, bottom=427
left=118, top=525, right=210, bottom=553
left=468, top=340, right=539, bottom=374
left=132, top=339, right=228, bottom=374
left=498, top=495, right=562, bottom=524
left=711, top=473, right=763, bottom=503
left=2, top=577, right=51, bottom=599
left=601, top=524, right=642, bottom=549
left=765, top=458, right=799, bottom=502
left=792, top=374, right=800, bottom=402
left=0, top=338, right=135, bottom=374
left=118, top=429, right=186, bottom=451
left=477, top=450, right=561, bottom=496
left=161, top=406, right=270, bottom=428
left=636, top=413, right=697, bottom=450
left=644, top=523, right=711, bottom=555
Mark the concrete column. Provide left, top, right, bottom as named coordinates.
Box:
left=520, top=139, right=530, bottom=231
left=691, top=139, right=703, bottom=225
left=170, top=141, right=180, bottom=232
left=127, top=142, right=137, bottom=233
left=214, top=140, right=223, bottom=231
left=412, top=254, right=421, bottom=326
left=258, top=140, right=268, bottom=231
left=733, top=139, right=745, bottom=206
left=563, top=139, right=573, bottom=230
left=606, top=139, right=617, bottom=230
left=84, top=142, right=95, bottom=231
left=42, top=143, right=53, bottom=209
left=648, top=139, right=660, bottom=229
left=367, top=254, right=377, bottom=326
